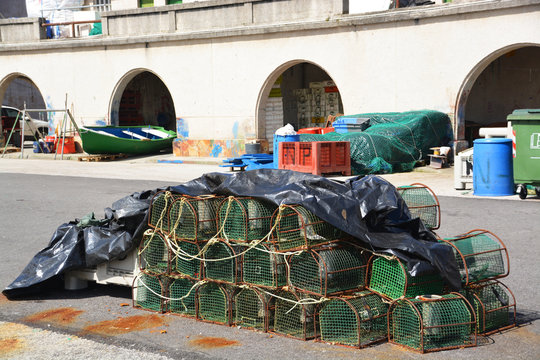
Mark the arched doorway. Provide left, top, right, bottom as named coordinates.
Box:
left=0, top=73, right=47, bottom=143
left=110, top=69, right=176, bottom=130
left=256, top=61, right=343, bottom=149
left=455, top=44, right=540, bottom=148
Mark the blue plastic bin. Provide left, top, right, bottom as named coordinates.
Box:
left=473, top=138, right=514, bottom=196
left=273, top=134, right=300, bottom=169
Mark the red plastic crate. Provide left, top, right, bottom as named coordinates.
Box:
left=278, top=141, right=351, bottom=176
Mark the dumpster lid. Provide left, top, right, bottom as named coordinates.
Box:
left=507, top=109, right=540, bottom=121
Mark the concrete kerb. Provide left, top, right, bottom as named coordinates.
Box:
left=0, top=150, right=536, bottom=201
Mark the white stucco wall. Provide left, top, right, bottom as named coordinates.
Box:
left=0, top=0, right=539, bottom=152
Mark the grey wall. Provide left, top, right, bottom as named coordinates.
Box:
left=0, top=0, right=27, bottom=19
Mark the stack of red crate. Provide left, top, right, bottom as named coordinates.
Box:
left=278, top=141, right=351, bottom=176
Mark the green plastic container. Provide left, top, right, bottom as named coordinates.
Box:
left=507, top=109, right=540, bottom=199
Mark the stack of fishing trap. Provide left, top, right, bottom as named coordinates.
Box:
left=130, top=184, right=517, bottom=355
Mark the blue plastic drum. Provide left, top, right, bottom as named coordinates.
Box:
left=473, top=138, right=514, bottom=196
left=273, top=134, right=300, bottom=169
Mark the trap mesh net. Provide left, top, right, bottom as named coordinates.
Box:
left=273, top=290, right=319, bottom=340
left=271, top=205, right=343, bottom=252
left=299, top=110, right=453, bottom=175
left=233, top=287, right=273, bottom=331
left=389, top=294, right=476, bottom=353
left=197, top=282, right=231, bottom=325
left=439, top=230, right=508, bottom=285
left=171, top=240, right=202, bottom=279
left=148, top=191, right=179, bottom=233
left=139, top=231, right=170, bottom=275
left=318, top=291, right=388, bottom=348
left=368, top=256, right=444, bottom=300
left=218, top=197, right=277, bottom=243
left=397, top=183, right=440, bottom=230
left=168, top=276, right=198, bottom=317
left=242, top=243, right=287, bottom=289
left=289, top=244, right=368, bottom=297
left=204, top=240, right=245, bottom=284
left=133, top=272, right=165, bottom=313
left=463, top=280, right=516, bottom=335
left=169, top=196, right=221, bottom=242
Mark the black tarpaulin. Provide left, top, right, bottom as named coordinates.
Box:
left=3, top=170, right=460, bottom=298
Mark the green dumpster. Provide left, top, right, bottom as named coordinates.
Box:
left=507, top=109, right=540, bottom=199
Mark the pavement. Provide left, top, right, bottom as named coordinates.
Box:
left=1, top=148, right=538, bottom=201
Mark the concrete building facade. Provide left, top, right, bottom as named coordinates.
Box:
left=0, top=0, right=538, bottom=157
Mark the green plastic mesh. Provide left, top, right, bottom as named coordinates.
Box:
left=139, top=231, right=169, bottom=275
left=368, top=257, right=444, bottom=300
left=148, top=191, right=179, bottom=233
left=397, top=184, right=440, bottom=230
left=271, top=205, right=343, bottom=252
left=172, top=240, right=202, bottom=279
left=204, top=241, right=245, bottom=284
left=299, top=111, right=453, bottom=175
left=197, top=282, right=231, bottom=325
left=390, top=294, right=475, bottom=352
left=242, top=243, right=287, bottom=288
left=233, top=287, right=272, bottom=331
left=133, top=272, right=164, bottom=312
left=441, top=230, right=507, bottom=284
left=168, top=276, right=198, bottom=317
left=319, top=291, right=389, bottom=348
left=273, top=290, right=318, bottom=340
left=464, top=280, right=515, bottom=334
left=289, top=245, right=367, bottom=297
left=169, top=196, right=221, bottom=242
left=218, top=197, right=277, bottom=243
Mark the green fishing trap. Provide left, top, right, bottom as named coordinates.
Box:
left=439, top=229, right=509, bottom=285
left=139, top=230, right=170, bottom=275
left=389, top=293, right=476, bottom=353
left=148, top=191, right=180, bottom=233
left=270, top=204, right=344, bottom=252
left=168, top=276, right=198, bottom=317
left=272, top=290, right=320, bottom=340
left=242, top=243, right=287, bottom=289
left=367, top=256, right=445, bottom=300
left=289, top=244, right=368, bottom=297
left=196, top=281, right=232, bottom=325
left=169, top=196, right=222, bottom=243
left=232, top=286, right=274, bottom=332
left=132, top=272, right=166, bottom=313
left=171, top=240, right=202, bottom=279
left=318, top=291, right=388, bottom=348
left=396, top=183, right=441, bottom=230
left=463, top=280, right=516, bottom=335
left=217, top=197, right=277, bottom=243
left=203, top=240, right=245, bottom=284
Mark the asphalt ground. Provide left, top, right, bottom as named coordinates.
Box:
left=0, top=156, right=539, bottom=359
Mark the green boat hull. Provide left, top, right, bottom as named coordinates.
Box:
left=80, top=125, right=177, bottom=155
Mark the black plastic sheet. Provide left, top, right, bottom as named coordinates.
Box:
left=3, top=170, right=460, bottom=298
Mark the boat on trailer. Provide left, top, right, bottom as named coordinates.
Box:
left=79, top=125, right=177, bottom=155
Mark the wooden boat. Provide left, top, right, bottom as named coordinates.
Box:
left=79, top=125, right=177, bottom=155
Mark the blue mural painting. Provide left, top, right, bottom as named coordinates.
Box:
left=210, top=143, right=223, bottom=157
left=176, top=118, right=189, bottom=140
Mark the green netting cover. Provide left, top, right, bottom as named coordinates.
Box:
left=368, top=256, right=444, bottom=300
left=463, top=280, right=515, bottom=334
left=242, top=243, right=287, bottom=288
left=397, top=184, right=440, bottom=230
left=204, top=240, right=245, bottom=284
left=273, top=290, right=319, bottom=340
left=319, top=291, right=388, bottom=348
left=133, top=272, right=164, bottom=312
left=299, top=110, right=452, bottom=175
left=168, top=276, right=197, bottom=317
left=139, top=231, right=170, bottom=275
left=196, top=282, right=231, bottom=325
left=169, top=196, right=221, bottom=242
left=172, top=240, right=202, bottom=279
left=233, top=287, right=273, bottom=331
left=390, top=294, right=475, bottom=352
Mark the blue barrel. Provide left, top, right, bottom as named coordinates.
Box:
left=273, top=134, right=300, bottom=169
left=473, top=138, right=514, bottom=196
